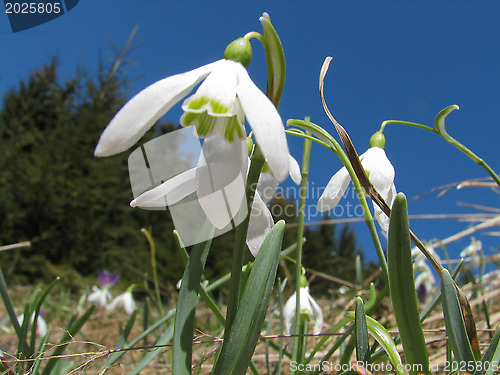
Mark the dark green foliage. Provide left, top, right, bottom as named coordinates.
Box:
left=0, top=60, right=182, bottom=289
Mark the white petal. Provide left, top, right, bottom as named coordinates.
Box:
left=246, top=191, right=274, bottom=256
left=308, top=294, right=324, bottom=335
left=317, top=166, right=351, bottom=212
left=95, top=60, right=224, bottom=156
left=36, top=316, right=48, bottom=337
left=130, top=168, right=196, bottom=208
left=236, top=65, right=289, bottom=182
left=361, top=147, right=395, bottom=198
left=196, top=134, right=247, bottom=229
left=283, top=292, right=297, bottom=335
left=257, top=172, right=278, bottom=204
left=182, top=60, right=239, bottom=116
left=289, top=155, right=302, bottom=185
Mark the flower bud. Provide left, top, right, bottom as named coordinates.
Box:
left=369, top=131, right=386, bottom=149
left=247, top=136, right=254, bottom=156
left=224, top=38, right=252, bottom=68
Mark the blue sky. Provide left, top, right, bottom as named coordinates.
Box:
left=1, top=2, right=499, bottom=263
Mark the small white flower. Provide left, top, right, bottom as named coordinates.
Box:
left=95, top=59, right=290, bottom=183
left=107, top=291, right=137, bottom=315
left=414, top=267, right=436, bottom=302
left=460, top=238, right=482, bottom=268
left=87, top=285, right=113, bottom=308
left=412, top=244, right=441, bottom=274
left=17, top=313, right=47, bottom=337
left=283, top=286, right=323, bottom=335
left=318, top=147, right=396, bottom=231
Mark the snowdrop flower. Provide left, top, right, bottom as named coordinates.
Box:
left=94, top=38, right=290, bottom=183
left=317, top=132, right=396, bottom=232
left=283, top=286, right=323, bottom=335
left=460, top=238, right=482, bottom=268
left=87, top=270, right=119, bottom=308
left=87, top=285, right=113, bottom=308
left=17, top=313, right=47, bottom=337
left=96, top=37, right=294, bottom=250
left=107, top=291, right=137, bottom=315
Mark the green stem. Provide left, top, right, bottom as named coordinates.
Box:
left=380, top=120, right=438, bottom=134
left=381, top=119, right=500, bottom=187
left=141, top=228, right=163, bottom=317
left=244, top=31, right=264, bottom=43
left=291, top=129, right=312, bottom=374
left=225, top=146, right=265, bottom=334
left=444, top=136, right=500, bottom=187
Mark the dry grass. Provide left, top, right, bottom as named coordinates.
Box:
left=1, top=267, right=500, bottom=374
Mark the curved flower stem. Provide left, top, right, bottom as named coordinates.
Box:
left=380, top=118, right=500, bottom=187
left=380, top=120, right=438, bottom=134
left=291, top=129, right=312, bottom=373
left=442, top=136, right=500, bottom=187
left=141, top=228, right=163, bottom=317
left=244, top=31, right=264, bottom=43
left=225, top=145, right=265, bottom=334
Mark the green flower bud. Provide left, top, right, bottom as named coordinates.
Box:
left=369, top=131, right=386, bottom=149
left=247, top=136, right=254, bottom=156
left=299, top=274, right=308, bottom=288
left=224, top=38, right=252, bottom=68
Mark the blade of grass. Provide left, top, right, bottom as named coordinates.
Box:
left=212, top=220, right=285, bottom=375
left=172, top=223, right=214, bottom=375
left=355, top=297, right=370, bottom=365
left=387, top=193, right=429, bottom=374
left=441, top=268, right=475, bottom=365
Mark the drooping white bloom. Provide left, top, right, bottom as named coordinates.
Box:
left=17, top=313, right=47, bottom=337
left=132, top=151, right=301, bottom=256
left=318, top=147, right=396, bottom=231
left=95, top=57, right=295, bottom=251
left=94, top=59, right=290, bottom=183
left=107, top=291, right=137, bottom=315
left=87, top=285, right=113, bottom=308
left=460, top=238, right=483, bottom=268
left=283, top=286, right=323, bottom=335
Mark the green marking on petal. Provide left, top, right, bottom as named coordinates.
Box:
left=223, top=116, right=245, bottom=142
left=187, top=97, right=209, bottom=111
left=210, top=99, right=230, bottom=115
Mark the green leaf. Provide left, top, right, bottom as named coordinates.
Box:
left=474, top=324, right=500, bottom=375
left=434, top=104, right=459, bottom=141
left=355, top=297, right=370, bottom=365
left=345, top=312, right=404, bottom=375
left=41, top=304, right=95, bottom=375
left=212, top=220, right=285, bottom=375
left=173, top=224, right=214, bottom=375
left=387, top=193, right=430, bottom=374
left=441, top=268, right=475, bottom=365
left=105, top=310, right=137, bottom=367
left=259, top=13, right=285, bottom=107
left=130, top=323, right=174, bottom=375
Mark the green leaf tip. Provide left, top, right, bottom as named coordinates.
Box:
left=435, top=104, right=460, bottom=139
left=259, top=12, right=285, bottom=107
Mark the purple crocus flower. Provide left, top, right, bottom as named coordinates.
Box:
left=98, top=270, right=119, bottom=287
